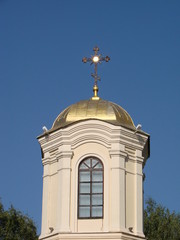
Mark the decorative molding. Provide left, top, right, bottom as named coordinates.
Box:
left=109, top=150, right=127, bottom=158
left=42, top=157, right=51, bottom=166
left=39, top=231, right=146, bottom=240
left=56, top=151, right=74, bottom=160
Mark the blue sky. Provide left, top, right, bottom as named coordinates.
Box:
left=0, top=0, right=180, bottom=234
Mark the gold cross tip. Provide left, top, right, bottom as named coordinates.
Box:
left=82, top=46, right=110, bottom=100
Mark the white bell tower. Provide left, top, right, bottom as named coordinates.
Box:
left=38, top=47, right=150, bottom=240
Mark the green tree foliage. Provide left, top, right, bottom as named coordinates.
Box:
left=0, top=200, right=38, bottom=240
left=144, top=198, right=180, bottom=240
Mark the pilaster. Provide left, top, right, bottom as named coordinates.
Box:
left=134, top=150, right=144, bottom=237
left=56, top=150, right=73, bottom=233
left=109, top=148, right=127, bottom=232
left=40, top=157, right=51, bottom=237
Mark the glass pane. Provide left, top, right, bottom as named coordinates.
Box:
left=92, top=171, right=102, bottom=181
left=79, top=163, right=88, bottom=169
left=79, top=183, right=90, bottom=193
left=92, top=206, right=102, bottom=217
left=79, top=195, right=90, bottom=205
left=92, top=159, right=98, bottom=168
left=94, top=163, right=102, bottom=169
left=92, top=194, right=102, bottom=205
left=84, top=159, right=90, bottom=167
left=92, top=183, right=103, bottom=193
left=79, top=207, right=90, bottom=218
left=80, top=171, right=90, bottom=182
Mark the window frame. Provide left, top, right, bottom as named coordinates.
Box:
left=78, top=157, right=104, bottom=219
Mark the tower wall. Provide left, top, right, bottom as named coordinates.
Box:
left=38, top=120, right=149, bottom=240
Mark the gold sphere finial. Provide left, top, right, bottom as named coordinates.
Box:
left=92, top=85, right=99, bottom=100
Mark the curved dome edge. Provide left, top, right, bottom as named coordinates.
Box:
left=51, top=99, right=136, bottom=131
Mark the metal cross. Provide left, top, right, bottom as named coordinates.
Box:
left=82, top=46, right=110, bottom=87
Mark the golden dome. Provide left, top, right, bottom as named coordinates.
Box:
left=52, top=99, right=135, bottom=131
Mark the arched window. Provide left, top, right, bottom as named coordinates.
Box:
left=78, top=157, right=103, bottom=219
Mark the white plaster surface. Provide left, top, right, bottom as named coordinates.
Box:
left=38, top=120, right=149, bottom=240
